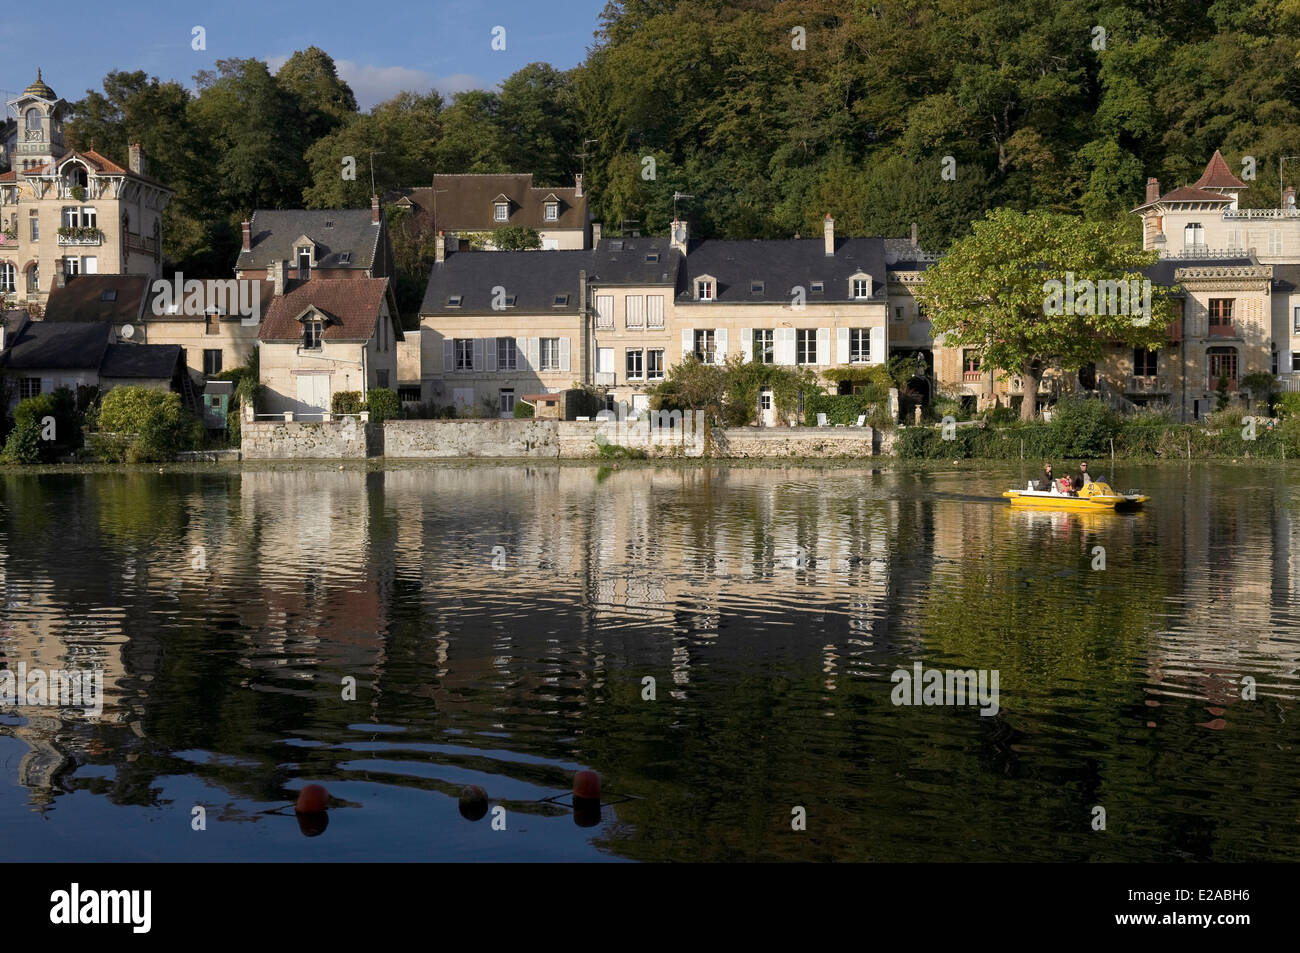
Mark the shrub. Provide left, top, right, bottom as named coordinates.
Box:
left=363, top=387, right=400, bottom=423
left=1276, top=392, right=1300, bottom=420
left=96, top=387, right=197, bottom=463
left=513, top=400, right=534, bottom=418
left=1046, top=397, right=1117, bottom=457
left=2, top=389, right=80, bottom=463
left=332, top=391, right=364, bottom=415
left=805, top=392, right=876, bottom=427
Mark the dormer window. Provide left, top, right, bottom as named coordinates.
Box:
left=504, top=294, right=517, bottom=307
left=447, top=295, right=463, bottom=308
left=645, top=252, right=659, bottom=262
left=545, top=202, right=558, bottom=222
left=297, top=245, right=312, bottom=277
left=553, top=294, right=569, bottom=307
left=338, top=252, right=352, bottom=264
left=696, top=277, right=715, bottom=301
left=303, top=316, right=323, bottom=349
left=750, top=281, right=764, bottom=294
left=494, top=201, right=509, bottom=222
left=810, top=281, right=824, bottom=294
left=851, top=275, right=871, bottom=299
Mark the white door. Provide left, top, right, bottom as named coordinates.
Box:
left=759, top=389, right=775, bottom=427
left=295, top=374, right=330, bottom=419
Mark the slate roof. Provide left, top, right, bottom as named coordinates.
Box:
left=99, top=343, right=182, bottom=379
left=677, top=237, right=889, bottom=303
left=419, top=238, right=677, bottom=316
left=1270, top=263, right=1300, bottom=293
left=236, top=209, right=382, bottom=272
left=1155, top=186, right=1234, bottom=205
left=258, top=278, right=396, bottom=342
left=398, top=174, right=588, bottom=232
left=42, top=274, right=150, bottom=324
left=0, top=320, right=110, bottom=370
left=1141, top=256, right=1256, bottom=288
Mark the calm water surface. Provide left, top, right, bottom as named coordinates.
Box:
left=0, top=462, right=1297, bottom=861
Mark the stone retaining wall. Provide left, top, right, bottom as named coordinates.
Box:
left=241, top=419, right=374, bottom=460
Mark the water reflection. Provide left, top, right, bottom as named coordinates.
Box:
left=0, top=464, right=1297, bottom=861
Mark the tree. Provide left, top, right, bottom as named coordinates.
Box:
left=275, top=47, right=358, bottom=143
left=492, top=225, right=542, bottom=250
left=914, top=208, right=1174, bottom=421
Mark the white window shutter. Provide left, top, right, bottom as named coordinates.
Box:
left=682, top=328, right=694, bottom=361
left=817, top=328, right=830, bottom=365
left=516, top=338, right=526, bottom=370
left=740, top=328, right=752, bottom=362
left=472, top=338, right=483, bottom=371
left=715, top=327, right=727, bottom=363
left=528, top=337, right=539, bottom=370
left=443, top=338, right=454, bottom=373
left=837, top=328, right=850, bottom=364
left=560, top=337, right=571, bottom=372
left=781, top=327, right=796, bottom=365
left=869, top=326, right=885, bottom=365
left=485, top=337, right=497, bottom=372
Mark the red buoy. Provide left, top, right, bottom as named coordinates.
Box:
left=573, top=770, right=601, bottom=801
left=295, top=783, right=329, bottom=813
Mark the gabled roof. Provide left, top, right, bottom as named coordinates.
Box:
left=418, top=238, right=677, bottom=315
left=258, top=277, right=396, bottom=342
left=237, top=209, right=382, bottom=272
left=1194, top=150, right=1248, bottom=191
left=0, top=320, right=110, bottom=370
left=99, top=343, right=182, bottom=379
left=678, top=237, right=889, bottom=303
left=399, top=174, right=587, bottom=231
left=42, top=275, right=150, bottom=325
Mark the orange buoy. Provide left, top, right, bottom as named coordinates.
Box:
left=573, top=770, right=601, bottom=801
left=295, top=783, right=329, bottom=813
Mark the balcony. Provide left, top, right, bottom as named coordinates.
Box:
left=962, top=370, right=984, bottom=382
left=1125, top=375, right=1170, bottom=394
left=1162, top=245, right=1245, bottom=260
left=123, top=231, right=160, bottom=261
left=57, top=227, right=103, bottom=246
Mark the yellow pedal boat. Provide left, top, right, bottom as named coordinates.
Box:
left=1002, top=480, right=1149, bottom=511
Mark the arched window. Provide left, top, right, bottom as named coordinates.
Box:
left=25, top=263, right=39, bottom=293
left=24, top=109, right=43, bottom=135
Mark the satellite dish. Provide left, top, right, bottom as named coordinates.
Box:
left=120, top=323, right=135, bottom=340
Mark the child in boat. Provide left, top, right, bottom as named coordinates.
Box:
left=1058, top=476, right=1075, bottom=495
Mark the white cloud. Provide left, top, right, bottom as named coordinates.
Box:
left=265, top=53, right=483, bottom=110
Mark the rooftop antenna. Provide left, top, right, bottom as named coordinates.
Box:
left=672, top=191, right=694, bottom=220
left=576, top=138, right=600, bottom=179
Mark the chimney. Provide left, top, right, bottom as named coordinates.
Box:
left=1146, top=177, right=1160, bottom=203
left=910, top=222, right=918, bottom=247
left=823, top=213, right=835, bottom=256
left=241, top=220, right=252, bottom=252
left=435, top=230, right=446, bottom=263
left=55, top=258, right=66, bottom=289
left=1285, top=186, right=1296, bottom=211
left=670, top=219, right=688, bottom=255
left=591, top=222, right=602, bottom=248
left=270, top=260, right=287, bottom=297
left=371, top=195, right=380, bottom=224
left=129, top=142, right=146, bottom=177
left=575, top=173, right=584, bottom=198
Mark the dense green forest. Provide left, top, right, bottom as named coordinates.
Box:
left=51, top=0, right=1300, bottom=290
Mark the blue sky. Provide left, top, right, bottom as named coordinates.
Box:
left=1, top=0, right=610, bottom=111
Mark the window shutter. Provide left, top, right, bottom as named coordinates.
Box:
left=443, top=338, right=453, bottom=373
left=528, top=337, right=539, bottom=370
left=780, top=327, right=796, bottom=365
left=740, top=328, right=752, bottom=363
left=647, top=295, right=664, bottom=328
left=837, top=328, right=850, bottom=364
left=516, top=338, right=526, bottom=370
left=682, top=328, right=694, bottom=361
left=869, top=327, right=885, bottom=365
left=560, top=337, right=571, bottom=372
left=817, top=327, right=830, bottom=365
left=485, top=337, right=497, bottom=371
left=472, top=338, right=483, bottom=371
left=715, top=327, right=727, bottom=363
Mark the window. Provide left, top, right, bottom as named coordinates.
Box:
left=540, top=338, right=561, bottom=371
left=647, top=295, right=664, bottom=328
left=503, top=294, right=517, bottom=307
left=1133, top=348, right=1157, bottom=376
left=1226, top=228, right=1240, bottom=250
left=82, top=207, right=96, bottom=229
left=494, top=202, right=509, bottom=222
left=0, top=262, right=14, bottom=293
left=893, top=306, right=905, bottom=322
left=497, top=337, right=517, bottom=370
left=963, top=350, right=981, bottom=374
left=626, top=349, right=644, bottom=379
left=100, top=288, right=117, bottom=302
left=500, top=389, right=516, bottom=414
left=696, top=279, right=714, bottom=301
left=19, top=378, right=40, bottom=399
left=29, top=211, right=39, bottom=241
left=303, top=320, right=323, bottom=349
left=297, top=247, right=311, bottom=278
left=545, top=202, right=558, bottom=221
left=25, top=264, right=38, bottom=293
left=694, top=329, right=716, bottom=363
left=850, top=329, right=871, bottom=364
left=1184, top=222, right=1205, bottom=247
left=1270, top=230, right=1283, bottom=256
left=1208, top=298, right=1234, bottom=333
left=796, top=328, right=817, bottom=365
left=338, top=252, right=352, bottom=264
left=647, top=349, right=665, bottom=380
left=645, top=252, right=659, bottom=263
left=63, top=256, right=79, bottom=276
left=810, top=281, right=824, bottom=294
left=1295, top=306, right=1300, bottom=334
left=852, top=277, right=871, bottom=299
left=1293, top=352, right=1300, bottom=373
left=377, top=370, right=389, bottom=388
left=750, top=281, right=764, bottom=294
left=753, top=328, right=774, bottom=364
left=24, top=109, right=42, bottom=134
left=595, top=294, right=614, bottom=329
left=455, top=338, right=473, bottom=370
left=62, top=207, right=79, bottom=228
left=447, top=295, right=462, bottom=308
left=1207, top=347, right=1238, bottom=388
left=760, top=391, right=772, bottom=411
left=552, top=294, right=569, bottom=307
left=399, top=386, right=422, bottom=403
left=625, top=295, right=644, bottom=328
left=203, top=349, right=223, bottom=376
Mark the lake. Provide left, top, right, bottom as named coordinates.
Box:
left=0, top=462, right=1296, bottom=861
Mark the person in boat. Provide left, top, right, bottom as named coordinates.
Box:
left=1038, top=463, right=1055, bottom=491
left=1058, top=476, right=1075, bottom=496
left=1072, top=461, right=1093, bottom=492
